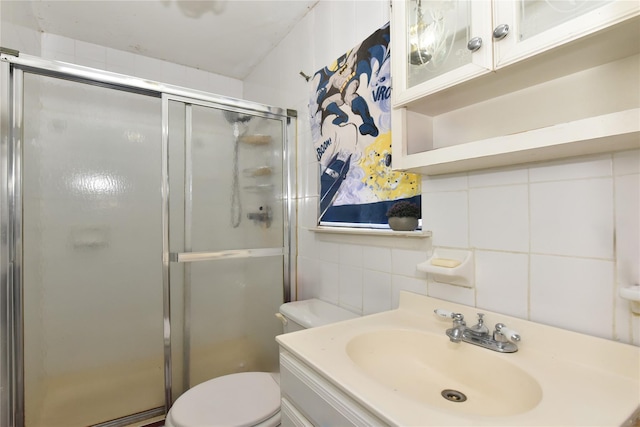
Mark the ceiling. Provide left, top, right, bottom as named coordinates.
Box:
left=4, top=0, right=318, bottom=80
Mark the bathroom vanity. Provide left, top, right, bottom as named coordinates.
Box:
left=276, top=292, right=640, bottom=426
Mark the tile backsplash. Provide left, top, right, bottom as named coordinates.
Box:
left=295, top=151, right=639, bottom=345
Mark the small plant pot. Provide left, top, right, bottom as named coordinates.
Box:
left=388, top=216, right=418, bottom=231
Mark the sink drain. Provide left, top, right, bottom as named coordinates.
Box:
left=441, top=389, right=467, bottom=402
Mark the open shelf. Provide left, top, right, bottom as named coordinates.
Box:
left=398, top=108, right=640, bottom=175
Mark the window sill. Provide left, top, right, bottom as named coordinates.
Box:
left=304, top=226, right=431, bottom=249
left=311, top=226, right=431, bottom=238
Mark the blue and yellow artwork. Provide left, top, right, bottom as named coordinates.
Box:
left=309, top=22, right=421, bottom=227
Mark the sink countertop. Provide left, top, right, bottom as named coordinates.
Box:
left=276, top=291, right=640, bottom=426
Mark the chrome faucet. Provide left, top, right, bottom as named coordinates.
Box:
left=447, top=312, right=466, bottom=343
left=437, top=310, right=521, bottom=353
left=467, top=312, right=489, bottom=336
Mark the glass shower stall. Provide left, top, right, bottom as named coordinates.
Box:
left=0, top=51, right=295, bottom=427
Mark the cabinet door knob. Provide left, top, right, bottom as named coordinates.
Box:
left=467, top=37, right=483, bottom=52
left=493, top=24, right=510, bottom=40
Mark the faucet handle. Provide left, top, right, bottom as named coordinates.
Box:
left=434, top=308, right=454, bottom=319
left=434, top=309, right=464, bottom=321
left=494, top=323, right=521, bottom=343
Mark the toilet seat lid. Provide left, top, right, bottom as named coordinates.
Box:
left=169, top=372, right=280, bottom=427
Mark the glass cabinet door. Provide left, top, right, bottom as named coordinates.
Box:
left=518, top=0, right=612, bottom=40
left=391, top=0, right=492, bottom=106
left=493, top=0, right=637, bottom=68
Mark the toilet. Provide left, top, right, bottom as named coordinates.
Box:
left=164, top=299, right=359, bottom=427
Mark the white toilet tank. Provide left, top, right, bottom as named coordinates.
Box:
left=278, top=298, right=359, bottom=333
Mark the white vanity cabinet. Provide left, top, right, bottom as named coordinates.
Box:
left=278, top=350, right=387, bottom=427
left=390, top=0, right=640, bottom=175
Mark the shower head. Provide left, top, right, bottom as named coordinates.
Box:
left=223, top=110, right=252, bottom=124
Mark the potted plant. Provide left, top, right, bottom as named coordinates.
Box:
left=386, top=200, right=420, bottom=231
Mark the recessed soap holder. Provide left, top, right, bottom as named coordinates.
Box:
left=417, top=248, right=474, bottom=288
left=620, top=285, right=640, bottom=314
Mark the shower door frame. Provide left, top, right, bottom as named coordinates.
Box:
left=164, top=93, right=294, bottom=394
left=0, top=51, right=296, bottom=427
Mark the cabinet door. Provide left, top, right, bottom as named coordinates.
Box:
left=493, top=0, right=639, bottom=68
left=391, top=0, right=493, bottom=106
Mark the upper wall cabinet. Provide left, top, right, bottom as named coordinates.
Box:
left=493, top=1, right=638, bottom=69
left=391, top=0, right=493, bottom=106
left=390, top=0, right=640, bottom=175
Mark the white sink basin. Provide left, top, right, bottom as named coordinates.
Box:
left=277, top=292, right=640, bottom=426
left=346, top=329, right=542, bottom=417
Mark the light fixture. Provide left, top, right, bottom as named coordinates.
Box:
left=408, top=0, right=455, bottom=67
left=160, top=0, right=226, bottom=18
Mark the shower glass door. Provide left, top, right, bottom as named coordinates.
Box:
left=20, top=73, right=164, bottom=426
left=3, top=53, right=294, bottom=427
left=166, top=97, right=288, bottom=400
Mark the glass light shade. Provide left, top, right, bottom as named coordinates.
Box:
left=406, top=0, right=471, bottom=89
left=408, top=0, right=457, bottom=67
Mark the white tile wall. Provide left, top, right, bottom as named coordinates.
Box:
left=317, top=240, right=341, bottom=263
left=339, top=264, right=363, bottom=312
left=530, top=178, right=614, bottom=259
left=391, top=276, right=427, bottom=308
left=530, top=255, right=615, bottom=339
left=362, top=246, right=392, bottom=273
left=469, top=185, right=529, bottom=252
left=427, top=281, right=475, bottom=307
left=340, top=244, right=364, bottom=267
left=1, top=20, right=42, bottom=56
left=39, top=34, right=243, bottom=98
left=423, top=191, right=469, bottom=247
left=240, top=1, right=640, bottom=346
left=362, top=270, right=392, bottom=315
left=475, top=251, right=529, bottom=319
left=468, top=167, right=529, bottom=188
left=319, top=260, right=340, bottom=304
left=391, top=248, right=428, bottom=278
left=529, top=154, right=612, bottom=182
left=296, top=256, right=320, bottom=301
left=614, top=150, right=640, bottom=175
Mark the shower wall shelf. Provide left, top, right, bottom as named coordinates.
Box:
left=243, top=166, right=273, bottom=177
left=240, top=134, right=272, bottom=145
left=70, top=225, right=109, bottom=249
left=417, top=248, right=474, bottom=288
